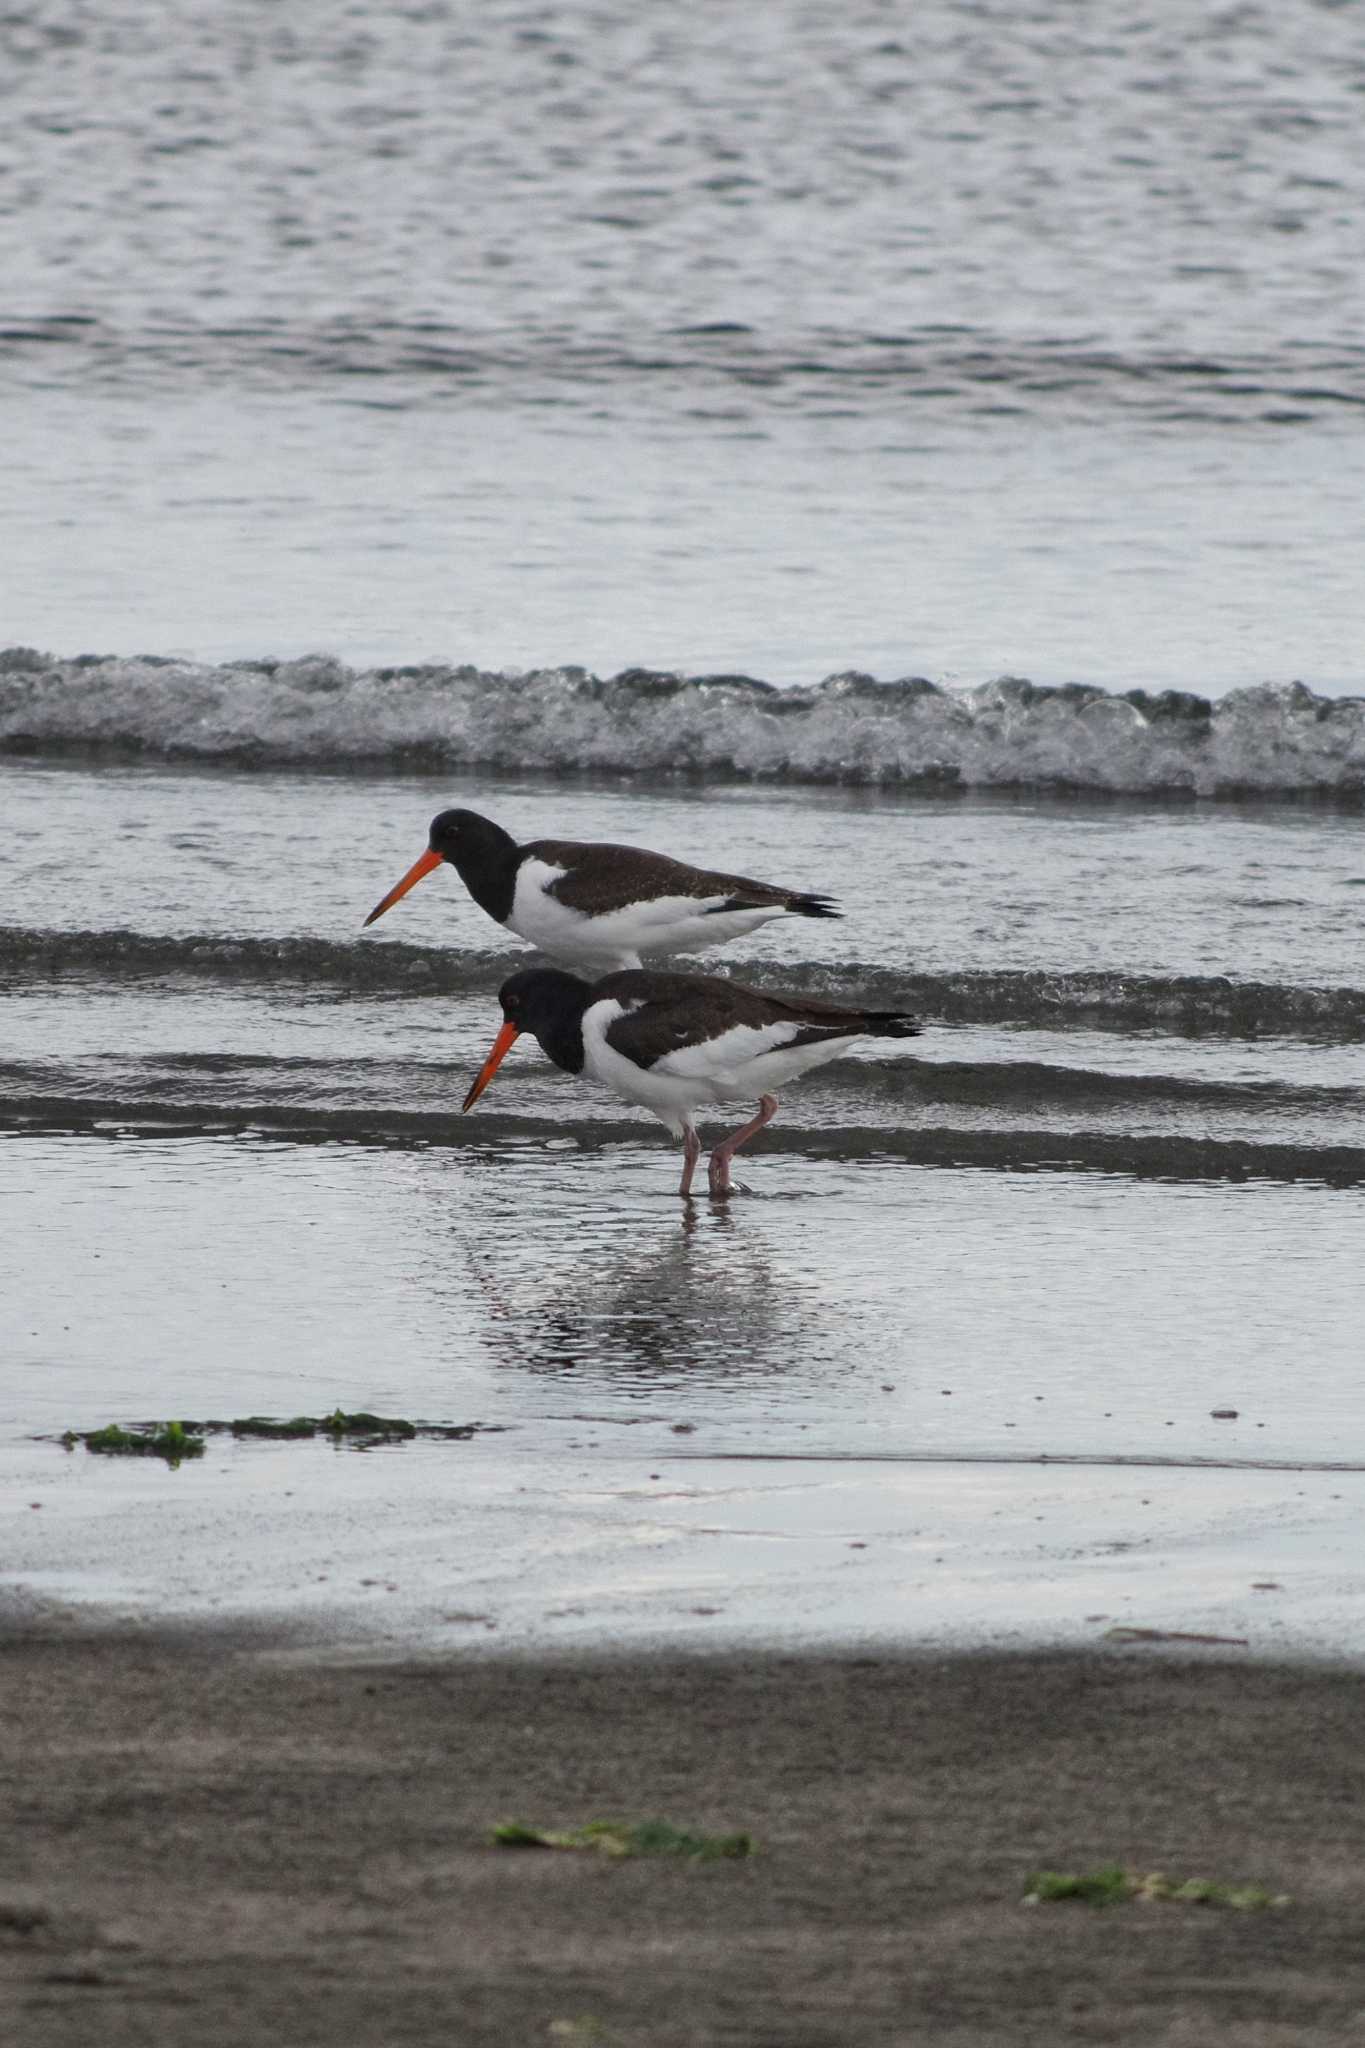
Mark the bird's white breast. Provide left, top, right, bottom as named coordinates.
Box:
left=578, top=998, right=702, bottom=1134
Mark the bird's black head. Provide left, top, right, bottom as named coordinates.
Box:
left=363, top=807, right=517, bottom=929
left=460, top=968, right=591, bottom=1113
left=498, top=968, right=592, bottom=1050
left=427, top=808, right=477, bottom=860
left=427, top=808, right=521, bottom=919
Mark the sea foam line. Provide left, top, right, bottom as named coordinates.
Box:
left=3, top=651, right=1365, bottom=796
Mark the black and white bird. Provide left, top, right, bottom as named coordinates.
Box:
left=363, top=808, right=839, bottom=970
left=461, top=966, right=920, bottom=1197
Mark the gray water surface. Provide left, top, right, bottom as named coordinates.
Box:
left=6, top=1130, right=1364, bottom=1655
left=5, top=0, right=1365, bottom=685
left=8, top=1133, right=1361, bottom=1466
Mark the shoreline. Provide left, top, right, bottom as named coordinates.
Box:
left=7, top=1439, right=1365, bottom=1667
left=4, top=1606, right=1364, bottom=2046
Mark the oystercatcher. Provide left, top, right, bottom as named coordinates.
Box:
left=461, top=966, right=920, bottom=1197
left=363, top=808, right=839, bottom=969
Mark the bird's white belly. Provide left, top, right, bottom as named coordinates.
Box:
left=586, top=1043, right=717, bottom=1135
left=509, top=861, right=781, bottom=967
left=581, top=1001, right=860, bottom=1136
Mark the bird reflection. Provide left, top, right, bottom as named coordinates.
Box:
left=449, top=1187, right=829, bottom=1390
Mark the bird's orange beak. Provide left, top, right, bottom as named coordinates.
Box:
left=462, top=1019, right=522, bottom=1112
left=363, top=846, right=444, bottom=927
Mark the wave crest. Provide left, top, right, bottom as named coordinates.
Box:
left=3, top=651, right=1365, bottom=797
left=6, top=926, right=1363, bottom=1038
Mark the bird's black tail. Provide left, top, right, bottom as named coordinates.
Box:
left=866, top=1011, right=920, bottom=1038
left=790, top=894, right=841, bottom=920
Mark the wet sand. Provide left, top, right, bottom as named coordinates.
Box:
left=4, top=1606, right=1363, bottom=2047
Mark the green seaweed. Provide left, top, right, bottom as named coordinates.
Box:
left=491, top=1818, right=755, bottom=1861
left=51, top=1409, right=491, bottom=1459
left=230, top=1415, right=317, bottom=1439
left=62, top=1421, right=205, bottom=1465
left=1023, top=1864, right=1133, bottom=1906
left=321, top=1409, right=418, bottom=1440
left=1024, top=1865, right=1289, bottom=1909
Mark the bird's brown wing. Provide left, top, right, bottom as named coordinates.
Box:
left=525, top=840, right=829, bottom=916
left=595, top=970, right=916, bottom=1071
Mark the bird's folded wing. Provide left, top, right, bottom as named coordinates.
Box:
left=531, top=840, right=805, bottom=916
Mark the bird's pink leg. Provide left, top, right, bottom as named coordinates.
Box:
left=678, top=1125, right=702, bottom=1199
left=707, top=1094, right=778, bottom=1198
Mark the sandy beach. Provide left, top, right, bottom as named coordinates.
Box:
left=4, top=1605, right=1364, bottom=2047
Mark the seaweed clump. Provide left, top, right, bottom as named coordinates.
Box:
left=61, top=1421, right=205, bottom=1465
left=53, top=1410, right=487, bottom=1460
left=230, top=1415, right=317, bottom=1439
left=1024, top=1865, right=1288, bottom=1909
left=226, top=1411, right=424, bottom=1444
left=321, top=1409, right=417, bottom=1441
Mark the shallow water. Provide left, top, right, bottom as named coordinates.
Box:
left=6, top=768, right=1364, bottom=1187
left=6, top=1128, right=1364, bottom=1656
left=9, top=761, right=1365, bottom=984
left=7, top=1133, right=1362, bottom=1466
left=6, top=744, right=1365, bottom=1661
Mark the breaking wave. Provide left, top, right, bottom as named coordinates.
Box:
left=6, top=925, right=1364, bottom=1038
left=4, top=651, right=1365, bottom=798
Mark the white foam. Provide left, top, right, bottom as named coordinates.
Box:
left=3, top=652, right=1364, bottom=796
